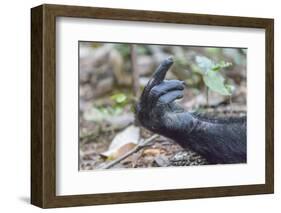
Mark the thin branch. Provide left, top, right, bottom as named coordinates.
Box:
left=100, top=134, right=159, bottom=169
left=206, top=87, right=209, bottom=106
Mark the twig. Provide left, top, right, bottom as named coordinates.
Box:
left=206, top=87, right=209, bottom=106
left=100, top=134, right=159, bottom=169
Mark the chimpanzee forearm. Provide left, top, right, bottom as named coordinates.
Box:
left=136, top=57, right=247, bottom=164
left=157, top=111, right=246, bottom=164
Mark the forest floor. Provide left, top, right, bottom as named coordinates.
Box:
left=79, top=102, right=246, bottom=171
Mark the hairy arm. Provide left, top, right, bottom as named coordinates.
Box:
left=136, top=57, right=247, bottom=164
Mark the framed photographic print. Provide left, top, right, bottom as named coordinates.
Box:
left=31, top=4, right=274, bottom=208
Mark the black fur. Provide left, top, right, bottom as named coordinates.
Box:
left=136, top=57, right=246, bottom=164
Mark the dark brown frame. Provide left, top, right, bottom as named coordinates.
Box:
left=31, top=4, right=274, bottom=208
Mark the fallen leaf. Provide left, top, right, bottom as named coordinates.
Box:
left=143, top=148, right=162, bottom=156
left=101, top=125, right=140, bottom=158
left=110, top=143, right=137, bottom=160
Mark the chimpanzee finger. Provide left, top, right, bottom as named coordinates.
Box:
left=141, top=57, right=174, bottom=100
left=150, top=56, right=174, bottom=86
left=150, top=80, right=184, bottom=100
left=158, top=90, right=184, bottom=104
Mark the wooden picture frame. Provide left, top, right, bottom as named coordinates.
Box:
left=31, top=4, right=274, bottom=208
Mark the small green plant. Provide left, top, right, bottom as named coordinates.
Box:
left=195, top=56, right=234, bottom=111
left=84, top=92, right=131, bottom=122
left=110, top=92, right=129, bottom=113
left=110, top=93, right=127, bottom=104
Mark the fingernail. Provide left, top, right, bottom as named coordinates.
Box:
left=167, top=56, right=174, bottom=61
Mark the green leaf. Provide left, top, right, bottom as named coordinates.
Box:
left=211, top=65, right=221, bottom=72
left=111, top=93, right=127, bottom=104
left=212, top=61, right=232, bottom=72
left=203, top=71, right=231, bottom=96
left=195, top=56, right=233, bottom=96
left=195, top=56, right=215, bottom=74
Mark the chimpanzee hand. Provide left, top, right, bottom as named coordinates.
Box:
left=136, top=57, right=247, bottom=164
left=136, top=57, right=193, bottom=135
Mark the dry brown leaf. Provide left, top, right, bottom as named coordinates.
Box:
left=101, top=125, right=140, bottom=157
left=143, top=148, right=162, bottom=156
left=109, top=143, right=137, bottom=160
